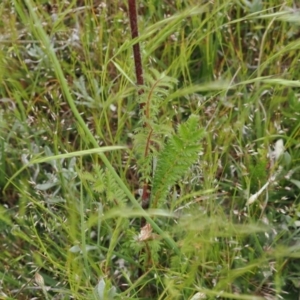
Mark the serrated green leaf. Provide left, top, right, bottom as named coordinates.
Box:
left=152, top=115, right=204, bottom=207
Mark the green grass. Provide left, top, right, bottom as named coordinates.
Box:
left=1, top=0, right=300, bottom=299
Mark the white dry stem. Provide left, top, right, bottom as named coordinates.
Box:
left=247, top=166, right=283, bottom=205
left=247, top=139, right=285, bottom=205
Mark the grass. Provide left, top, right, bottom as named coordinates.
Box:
left=1, top=0, right=300, bottom=299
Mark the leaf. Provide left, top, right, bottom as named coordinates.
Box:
left=5, top=146, right=126, bottom=192
left=69, top=245, right=81, bottom=253
left=107, top=286, right=117, bottom=298
left=190, top=292, right=207, bottom=300
left=35, top=181, right=58, bottom=191
left=137, top=223, right=153, bottom=241
left=283, top=151, right=292, bottom=166
left=79, top=171, right=97, bottom=182
left=152, top=115, right=204, bottom=207
left=94, top=278, right=117, bottom=300
left=85, top=245, right=98, bottom=252
left=94, top=278, right=105, bottom=300
left=93, top=179, right=106, bottom=193
left=290, top=179, right=300, bottom=189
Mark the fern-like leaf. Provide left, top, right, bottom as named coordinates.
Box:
left=105, top=169, right=127, bottom=205
left=133, top=69, right=178, bottom=183
left=151, top=115, right=204, bottom=208
left=78, top=166, right=127, bottom=205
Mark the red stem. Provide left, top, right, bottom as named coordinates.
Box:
left=128, top=0, right=150, bottom=215
left=128, top=0, right=144, bottom=96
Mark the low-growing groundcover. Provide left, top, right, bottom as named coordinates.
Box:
left=1, top=0, right=300, bottom=299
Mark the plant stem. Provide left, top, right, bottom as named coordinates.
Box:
left=128, top=0, right=144, bottom=92
left=128, top=0, right=151, bottom=216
